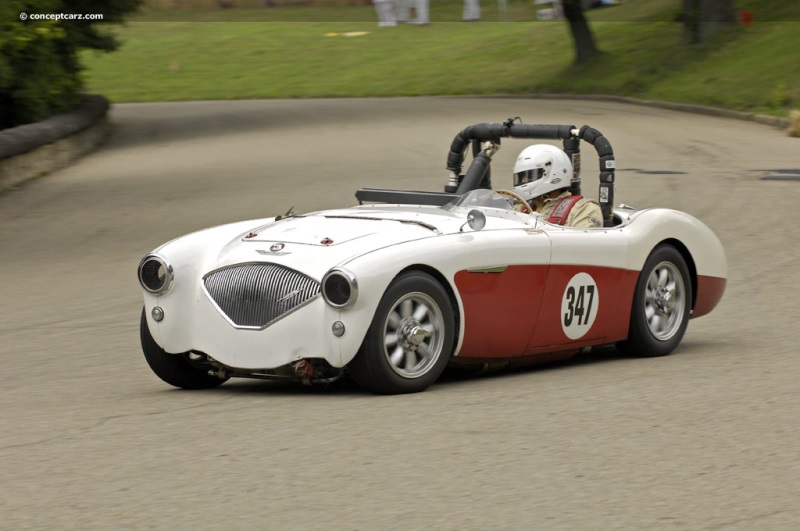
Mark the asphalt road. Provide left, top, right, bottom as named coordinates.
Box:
left=1, top=97, right=798, bottom=530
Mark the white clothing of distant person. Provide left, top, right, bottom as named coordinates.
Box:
left=373, top=0, right=397, bottom=27
left=406, top=0, right=429, bottom=24
left=463, top=0, right=480, bottom=21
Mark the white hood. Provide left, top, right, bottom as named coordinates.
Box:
left=211, top=207, right=464, bottom=279
left=245, top=214, right=428, bottom=246
left=163, top=204, right=529, bottom=281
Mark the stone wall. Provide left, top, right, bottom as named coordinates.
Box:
left=0, top=95, right=110, bottom=192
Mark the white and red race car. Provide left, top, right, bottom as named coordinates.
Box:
left=137, top=120, right=726, bottom=394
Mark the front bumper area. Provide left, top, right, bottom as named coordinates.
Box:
left=205, top=355, right=344, bottom=385
left=145, top=293, right=346, bottom=371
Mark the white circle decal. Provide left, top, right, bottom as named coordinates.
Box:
left=561, top=273, right=599, bottom=340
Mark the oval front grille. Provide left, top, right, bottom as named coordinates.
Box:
left=203, top=263, right=320, bottom=328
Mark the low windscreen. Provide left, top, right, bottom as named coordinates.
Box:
left=441, top=189, right=514, bottom=212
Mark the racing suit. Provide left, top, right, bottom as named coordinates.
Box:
left=532, top=190, right=603, bottom=228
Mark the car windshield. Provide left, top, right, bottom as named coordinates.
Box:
left=440, top=189, right=515, bottom=213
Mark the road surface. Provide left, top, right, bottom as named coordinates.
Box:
left=1, top=97, right=798, bottom=529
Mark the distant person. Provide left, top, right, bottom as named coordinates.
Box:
left=410, top=0, right=429, bottom=24
left=512, top=144, right=602, bottom=228
left=395, top=0, right=410, bottom=22
left=373, top=0, right=398, bottom=27
left=463, top=0, right=480, bottom=21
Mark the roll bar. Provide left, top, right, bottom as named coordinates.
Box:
left=445, top=117, right=616, bottom=227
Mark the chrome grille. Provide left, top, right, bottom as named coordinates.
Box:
left=203, top=263, right=320, bottom=328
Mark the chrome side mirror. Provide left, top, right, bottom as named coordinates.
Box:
left=460, top=209, right=486, bottom=232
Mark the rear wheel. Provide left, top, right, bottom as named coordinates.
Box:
left=140, top=309, right=228, bottom=389
left=348, top=272, right=455, bottom=394
left=617, top=245, right=692, bottom=358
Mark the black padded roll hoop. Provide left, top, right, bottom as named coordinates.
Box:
left=445, top=118, right=617, bottom=227
left=446, top=122, right=577, bottom=175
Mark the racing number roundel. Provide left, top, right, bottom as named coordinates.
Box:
left=561, top=273, right=599, bottom=340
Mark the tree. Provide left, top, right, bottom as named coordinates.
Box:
left=0, top=0, right=141, bottom=129
left=562, top=0, right=600, bottom=64
left=682, top=0, right=737, bottom=44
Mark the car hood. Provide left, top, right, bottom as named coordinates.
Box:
left=211, top=206, right=467, bottom=278
left=244, top=213, right=438, bottom=246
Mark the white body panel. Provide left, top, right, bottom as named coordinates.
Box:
left=142, top=199, right=726, bottom=371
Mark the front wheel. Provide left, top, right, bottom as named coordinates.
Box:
left=617, top=245, right=692, bottom=358
left=348, top=272, right=455, bottom=394
left=140, top=309, right=228, bottom=389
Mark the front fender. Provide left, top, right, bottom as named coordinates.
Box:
left=331, top=227, right=553, bottom=364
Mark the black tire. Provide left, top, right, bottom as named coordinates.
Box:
left=617, top=245, right=692, bottom=358
left=348, top=272, right=455, bottom=394
left=140, top=309, right=228, bottom=389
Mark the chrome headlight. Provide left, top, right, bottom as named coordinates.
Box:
left=138, top=254, right=174, bottom=295
left=321, top=268, right=358, bottom=310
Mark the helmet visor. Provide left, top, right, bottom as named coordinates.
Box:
left=514, top=168, right=545, bottom=186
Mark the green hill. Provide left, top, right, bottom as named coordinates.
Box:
left=82, top=0, right=799, bottom=116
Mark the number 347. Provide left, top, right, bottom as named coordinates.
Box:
left=564, top=285, right=595, bottom=327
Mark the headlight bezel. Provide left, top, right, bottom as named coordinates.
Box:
left=138, top=254, right=174, bottom=295
left=321, top=268, right=358, bottom=310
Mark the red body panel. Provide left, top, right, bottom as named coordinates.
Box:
left=526, top=266, right=638, bottom=354
left=454, top=265, right=639, bottom=359
left=454, top=266, right=549, bottom=358
left=692, top=276, right=726, bottom=319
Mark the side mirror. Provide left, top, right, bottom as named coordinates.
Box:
left=460, top=209, right=486, bottom=232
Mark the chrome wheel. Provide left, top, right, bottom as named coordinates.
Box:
left=349, top=271, right=455, bottom=394
left=644, top=261, right=686, bottom=341
left=382, top=292, right=445, bottom=379
left=618, top=245, right=692, bottom=358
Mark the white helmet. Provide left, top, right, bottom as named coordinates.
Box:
left=512, top=144, right=573, bottom=203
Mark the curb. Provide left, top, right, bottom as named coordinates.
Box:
left=0, top=95, right=110, bottom=193
left=515, top=93, right=791, bottom=129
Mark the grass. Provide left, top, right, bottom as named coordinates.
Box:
left=81, top=0, right=800, bottom=116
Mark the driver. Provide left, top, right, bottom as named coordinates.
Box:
left=512, top=144, right=602, bottom=228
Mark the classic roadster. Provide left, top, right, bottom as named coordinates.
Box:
left=137, top=119, right=726, bottom=394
